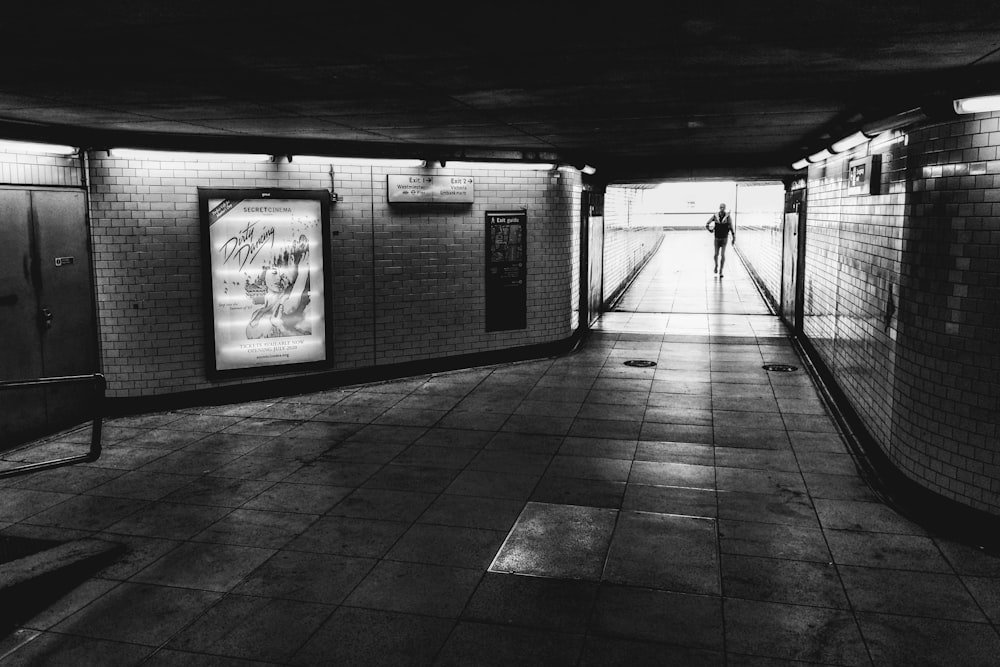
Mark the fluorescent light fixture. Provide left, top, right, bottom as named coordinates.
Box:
left=831, top=131, right=868, bottom=153
left=581, top=164, right=597, bottom=175
left=447, top=161, right=556, bottom=170
left=110, top=148, right=271, bottom=162
left=284, top=155, right=427, bottom=167
left=808, top=149, right=832, bottom=163
left=791, top=158, right=810, bottom=170
left=0, top=139, right=78, bottom=156
left=953, top=95, right=1000, bottom=114
left=861, top=108, right=927, bottom=135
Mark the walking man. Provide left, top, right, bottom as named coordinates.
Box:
left=706, top=203, right=736, bottom=277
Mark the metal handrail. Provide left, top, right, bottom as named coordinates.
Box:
left=0, top=373, right=105, bottom=478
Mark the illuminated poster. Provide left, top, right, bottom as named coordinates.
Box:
left=486, top=210, right=527, bottom=331
left=199, top=189, right=331, bottom=376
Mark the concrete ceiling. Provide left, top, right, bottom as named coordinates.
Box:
left=3, top=2, right=1000, bottom=183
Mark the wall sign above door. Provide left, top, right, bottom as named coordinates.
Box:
left=387, top=175, right=475, bottom=203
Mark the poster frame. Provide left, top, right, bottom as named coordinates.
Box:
left=198, top=188, right=333, bottom=380
left=485, top=209, right=528, bottom=332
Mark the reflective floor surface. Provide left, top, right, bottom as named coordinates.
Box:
left=1, top=231, right=998, bottom=665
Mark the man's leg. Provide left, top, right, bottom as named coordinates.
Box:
left=713, top=241, right=720, bottom=273
left=718, top=243, right=727, bottom=276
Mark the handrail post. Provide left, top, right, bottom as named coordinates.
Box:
left=0, top=373, right=105, bottom=479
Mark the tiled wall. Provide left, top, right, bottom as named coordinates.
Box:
left=894, top=116, right=1000, bottom=512
left=603, top=186, right=663, bottom=306
left=87, top=154, right=581, bottom=397
left=730, top=183, right=785, bottom=312
left=0, top=151, right=82, bottom=187
left=794, top=117, right=1000, bottom=515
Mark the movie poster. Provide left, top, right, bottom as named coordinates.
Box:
left=201, top=190, right=329, bottom=374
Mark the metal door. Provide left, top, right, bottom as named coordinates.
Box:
left=0, top=189, right=96, bottom=448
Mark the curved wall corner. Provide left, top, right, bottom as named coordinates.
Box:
left=799, top=113, right=1000, bottom=518
left=87, top=155, right=582, bottom=399
left=891, top=118, right=1000, bottom=515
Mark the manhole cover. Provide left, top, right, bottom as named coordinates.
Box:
left=624, top=360, right=657, bottom=368
left=763, top=364, right=798, bottom=372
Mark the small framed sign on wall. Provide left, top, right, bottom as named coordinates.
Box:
left=847, top=155, right=880, bottom=196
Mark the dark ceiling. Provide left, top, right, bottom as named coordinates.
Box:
left=3, top=2, right=1000, bottom=183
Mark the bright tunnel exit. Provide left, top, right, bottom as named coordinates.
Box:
left=594, top=180, right=786, bottom=336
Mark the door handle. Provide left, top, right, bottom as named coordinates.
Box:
left=39, top=307, right=53, bottom=330
left=0, top=294, right=18, bottom=306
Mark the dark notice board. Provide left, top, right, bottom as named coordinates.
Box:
left=485, top=210, right=527, bottom=331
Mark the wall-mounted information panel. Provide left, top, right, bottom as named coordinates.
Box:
left=388, top=175, right=475, bottom=203
left=199, top=188, right=332, bottom=378
left=486, top=210, right=527, bottom=331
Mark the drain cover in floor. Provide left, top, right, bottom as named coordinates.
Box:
left=623, top=360, right=657, bottom=368
left=762, top=364, right=798, bottom=372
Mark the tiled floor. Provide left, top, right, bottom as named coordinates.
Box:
left=2, top=230, right=999, bottom=665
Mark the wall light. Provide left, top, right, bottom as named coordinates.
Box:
left=953, top=95, right=1000, bottom=115
left=791, top=158, right=810, bottom=170
left=0, top=139, right=78, bottom=156
left=110, top=148, right=272, bottom=162
left=581, top=165, right=597, bottom=175
left=831, top=131, right=869, bottom=153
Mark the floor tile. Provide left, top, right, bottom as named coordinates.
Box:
left=813, top=498, right=927, bottom=535
left=717, top=489, right=819, bottom=527
left=165, top=594, right=331, bottom=662
left=232, top=550, right=375, bottom=604
left=390, top=444, right=478, bottom=469
left=490, top=502, right=617, bottom=580
left=192, top=508, right=317, bottom=548
left=721, top=553, right=849, bottom=608
left=856, top=612, right=1000, bottom=666
left=839, top=565, right=986, bottom=621
left=51, top=583, right=221, bottom=646
left=622, top=483, right=717, bottom=518
left=629, top=460, right=715, bottom=489
left=604, top=511, right=720, bottom=594
left=291, top=607, right=454, bottom=667
left=445, top=469, right=540, bottom=500
left=416, top=494, right=525, bottom=531
left=328, top=487, right=437, bottom=522
left=558, top=436, right=637, bottom=460
left=531, top=475, right=626, bottom=509
left=0, top=632, right=154, bottom=666
left=547, top=455, right=632, bottom=482
left=25, top=494, right=146, bottom=532
left=723, top=598, right=869, bottom=665
left=387, top=523, right=505, bottom=569
left=716, top=468, right=807, bottom=496
left=825, top=529, right=953, bottom=572
left=960, top=575, right=1000, bottom=624
left=344, top=560, right=482, bottom=618
left=579, top=636, right=724, bottom=667
left=433, top=621, right=584, bottom=667
left=285, top=515, right=409, bottom=558
left=591, top=583, right=724, bottom=651
left=130, top=541, right=275, bottom=592
left=463, top=572, right=599, bottom=632
left=634, top=440, right=714, bottom=465
left=717, top=519, right=831, bottom=562
left=105, top=502, right=230, bottom=540
left=240, top=481, right=351, bottom=514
